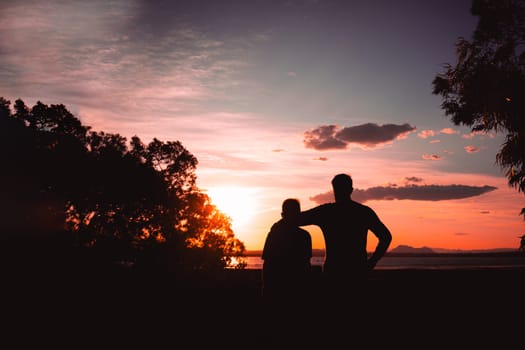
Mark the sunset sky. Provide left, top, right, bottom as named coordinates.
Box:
left=1, top=0, right=524, bottom=252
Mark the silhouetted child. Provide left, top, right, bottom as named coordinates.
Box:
left=261, top=198, right=312, bottom=301
left=261, top=198, right=313, bottom=344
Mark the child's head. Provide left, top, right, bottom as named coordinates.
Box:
left=281, top=198, right=301, bottom=219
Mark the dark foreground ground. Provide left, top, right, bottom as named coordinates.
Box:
left=3, top=266, right=525, bottom=348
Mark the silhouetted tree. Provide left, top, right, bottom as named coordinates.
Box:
left=0, top=97, right=246, bottom=277
left=432, top=0, right=525, bottom=219
left=177, top=191, right=247, bottom=270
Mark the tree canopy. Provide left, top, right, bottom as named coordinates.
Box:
left=432, top=0, right=525, bottom=219
left=0, top=97, right=247, bottom=277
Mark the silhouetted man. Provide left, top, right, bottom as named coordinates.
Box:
left=297, top=173, right=392, bottom=298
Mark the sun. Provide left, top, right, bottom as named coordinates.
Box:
left=207, top=186, right=258, bottom=230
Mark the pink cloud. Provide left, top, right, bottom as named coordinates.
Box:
left=465, top=145, right=480, bottom=153
left=422, top=154, right=442, bottom=160
left=417, top=129, right=435, bottom=138
left=440, top=127, right=458, bottom=135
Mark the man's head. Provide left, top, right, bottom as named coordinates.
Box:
left=331, top=173, right=353, bottom=202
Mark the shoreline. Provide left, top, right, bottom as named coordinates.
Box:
left=245, top=249, right=524, bottom=257
left=243, top=251, right=525, bottom=270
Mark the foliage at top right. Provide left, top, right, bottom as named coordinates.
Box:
left=432, top=0, right=525, bottom=219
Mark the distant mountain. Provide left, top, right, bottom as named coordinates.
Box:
left=389, top=245, right=434, bottom=254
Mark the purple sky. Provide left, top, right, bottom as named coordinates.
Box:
left=1, top=0, right=523, bottom=251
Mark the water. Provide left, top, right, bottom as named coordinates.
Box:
left=243, top=254, right=525, bottom=270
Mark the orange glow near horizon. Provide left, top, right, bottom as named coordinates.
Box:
left=207, top=186, right=260, bottom=234
left=216, top=178, right=525, bottom=253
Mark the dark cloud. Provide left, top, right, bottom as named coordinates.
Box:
left=309, top=184, right=498, bottom=204
left=405, top=176, right=423, bottom=183
left=308, top=191, right=333, bottom=204
left=336, top=123, right=416, bottom=145
left=303, top=123, right=416, bottom=150
left=303, top=125, right=347, bottom=150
